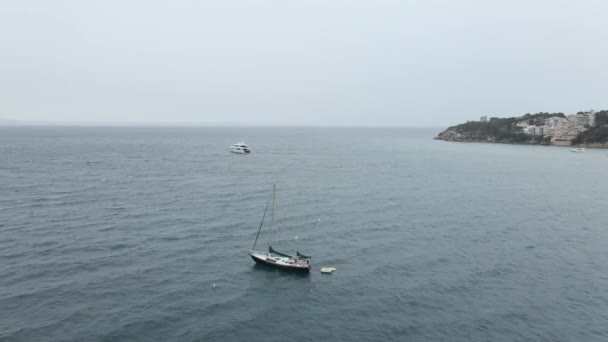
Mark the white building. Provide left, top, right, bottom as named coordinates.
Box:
left=518, top=113, right=594, bottom=143
left=525, top=126, right=544, bottom=135
left=544, top=117, right=562, bottom=127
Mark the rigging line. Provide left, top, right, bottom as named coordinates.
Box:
left=270, top=184, right=276, bottom=245
left=251, top=191, right=273, bottom=252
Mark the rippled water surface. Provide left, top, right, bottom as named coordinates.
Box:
left=1, top=127, right=607, bottom=341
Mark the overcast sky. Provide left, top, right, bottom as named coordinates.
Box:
left=1, top=0, right=607, bottom=126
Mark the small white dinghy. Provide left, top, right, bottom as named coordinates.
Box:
left=321, top=267, right=336, bottom=274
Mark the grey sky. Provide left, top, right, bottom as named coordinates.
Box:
left=1, top=0, right=607, bottom=126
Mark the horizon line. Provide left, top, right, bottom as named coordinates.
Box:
left=0, top=119, right=445, bottom=129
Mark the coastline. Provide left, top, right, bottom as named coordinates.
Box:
left=433, top=136, right=608, bottom=148
left=434, top=111, right=608, bottom=148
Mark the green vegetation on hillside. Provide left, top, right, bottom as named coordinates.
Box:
left=443, top=112, right=565, bottom=144
left=519, top=112, right=566, bottom=124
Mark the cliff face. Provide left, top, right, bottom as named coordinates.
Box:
left=434, top=128, right=498, bottom=143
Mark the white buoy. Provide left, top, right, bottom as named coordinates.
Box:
left=294, top=236, right=298, bottom=240
left=213, top=283, right=216, bottom=288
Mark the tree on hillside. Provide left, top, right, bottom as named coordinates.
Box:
left=595, top=111, right=608, bottom=127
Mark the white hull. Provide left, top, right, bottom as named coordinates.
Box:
left=230, top=142, right=251, bottom=154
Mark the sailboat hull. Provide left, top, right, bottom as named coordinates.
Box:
left=250, top=252, right=311, bottom=273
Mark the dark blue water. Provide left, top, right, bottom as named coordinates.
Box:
left=1, top=127, right=607, bottom=341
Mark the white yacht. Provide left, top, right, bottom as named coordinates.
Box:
left=230, top=142, right=251, bottom=154
left=571, top=147, right=586, bottom=153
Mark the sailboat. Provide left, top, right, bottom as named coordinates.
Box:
left=250, top=185, right=312, bottom=272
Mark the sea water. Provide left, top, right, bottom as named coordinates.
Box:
left=1, top=127, right=607, bottom=341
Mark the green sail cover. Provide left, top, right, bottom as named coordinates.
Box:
left=269, top=246, right=293, bottom=258
left=296, top=252, right=311, bottom=259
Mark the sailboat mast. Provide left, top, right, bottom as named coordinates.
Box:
left=251, top=191, right=273, bottom=252
left=270, top=184, right=276, bottom=245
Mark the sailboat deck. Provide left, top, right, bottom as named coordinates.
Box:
left=250, top=251, right=311, bottom=270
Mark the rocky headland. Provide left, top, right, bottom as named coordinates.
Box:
left=435, top=110, right=608, bottom=147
